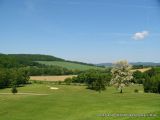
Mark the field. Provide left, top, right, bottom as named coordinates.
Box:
left=30, top=75, right=77, bottom=81
left=131, top=68, right=151, bottom=73
left=154, top=67, right=160, bottom=72
left=0, top=84, right=160, bottom=120
left=37, top=61, right=104, bottom=70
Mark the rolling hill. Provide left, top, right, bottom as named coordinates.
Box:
left=0, top=53, right=104, bottom=71
left=37, top=61, right=104, bottom=71
left=97, top=62, right=160, bottom=67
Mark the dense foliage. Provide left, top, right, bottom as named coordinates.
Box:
left=65, top=69, right=111, bottom=92
left=132, top=68, right=160, bottom=94
left=0, top=68, right=29, bottom=89
left=7, top=54, right=64, bottom=61
left=143, top=74, right=160, bottom=93
left=27, top=66, right=74, bottom=76
left=1, top=53, right=160, bottom=94
left=142, top=68, right=160, bottom=93
left=132, top=71, right=146, bottom=84
left=0, top=54, right=43, bottom=68
left=0, top=53, right=100, bottom=89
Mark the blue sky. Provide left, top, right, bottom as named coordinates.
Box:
left=0, top=0, right=160, bottom=63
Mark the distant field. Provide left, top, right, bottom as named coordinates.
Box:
left=154, top=67, right=160, bottom=72
left=0, top=84, right=160, bottom=120
left=30, top=75, right=77, bottom=81
left=37, top=61, right=105, bottom=70
left=132, top=68, right=151, bottom=73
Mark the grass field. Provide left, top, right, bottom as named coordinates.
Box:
left=0, top=84, right=159, bottom=120
left=30, top=75, right=77, bottom=81
left=37, top=61, right=104, bottom=70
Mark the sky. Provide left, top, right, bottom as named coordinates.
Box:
left=0, top=0, right=160, bottom=63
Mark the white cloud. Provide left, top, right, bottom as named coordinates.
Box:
left=132, top=31, right=149, bottom=40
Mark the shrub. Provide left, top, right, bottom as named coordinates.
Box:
left=58, top=81, right=62, bottom=85
left=134, top=89, right=139, bottom=93
left=92, top=76, right=107, bottom=93
left=11, top=85, right=18, bottom=94
left=64, top=78, right=73, bottom=85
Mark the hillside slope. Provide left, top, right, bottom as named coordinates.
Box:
left=7, top=54, right=64, bottom=61
left=37, top=61, right=104, bottom=70
left=0, top=54, right=64, bottom=68
left=0, top=53, right=103, bottom=71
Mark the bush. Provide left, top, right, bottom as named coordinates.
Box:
left=64, top=78, right=73, bottom=85
left=92, top=77, right=107, bottom=93
left=11, top=85, right=18, bottom=94
left=58, top=81, right=62, bottom=85
left=134, top=89, right=139, bottom=93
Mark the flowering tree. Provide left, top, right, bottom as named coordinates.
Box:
left=111, top=60, right=133, bottom=93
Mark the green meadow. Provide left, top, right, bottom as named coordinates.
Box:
left=0, top=84, right=159, bottom=120
left=37, top=61, right=104, bottom=70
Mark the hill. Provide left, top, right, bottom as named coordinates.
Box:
left=7, top=54, right=65, bottom=61
left=97, top=62, right=160, bottom=67
left=0, top=54, right=56, bottom=68
left=0, top=53, right=104, bottom=72
left=37, top=61, right=104, bottom=71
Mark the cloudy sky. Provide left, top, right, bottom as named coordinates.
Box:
left=0, top=0, right=160, bottom=63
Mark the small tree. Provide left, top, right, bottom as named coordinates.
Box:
left=64, top=78, right=73, bottom=85
left=111, top=60, right=133, bottom=93
left=11, top=85, right=18, bottom=95
left=93, top=75, right=108, bottom=93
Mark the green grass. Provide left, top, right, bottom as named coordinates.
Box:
left=0, top=84, right=160, bottom=120
left=37, top=61, right=104, bottom=70
left=154, top=67, right=160, bottom=72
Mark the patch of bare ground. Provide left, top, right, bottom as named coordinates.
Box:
left=30, top=75, right=77, bottom=81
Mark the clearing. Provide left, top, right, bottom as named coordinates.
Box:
left=30, top=75, right=77, bottom=81
left=131, top=67, right=151, bottom=73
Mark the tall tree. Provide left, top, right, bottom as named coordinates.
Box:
left=111, top=60, right=133, bottom=93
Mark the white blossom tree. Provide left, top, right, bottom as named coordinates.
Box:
left=111, top=60, right=133, bottom=93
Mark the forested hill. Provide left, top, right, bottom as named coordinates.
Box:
left=0, top=54, right=63, bottom=68
left=0, top=54, right=95, bottom=68
left=6, top=54, right=64, bottom=61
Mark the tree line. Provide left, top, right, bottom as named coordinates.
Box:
left=0, top=54, right=100, bottom=89
left=0, top=54, right=98, bottom=76
left=64, top=69, right=111, bottom=92
left=0, top=68, right=29, bottom=89
left=65, top=61, right=160, bottom=94
left=0, top=55, right=160, bottom=94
